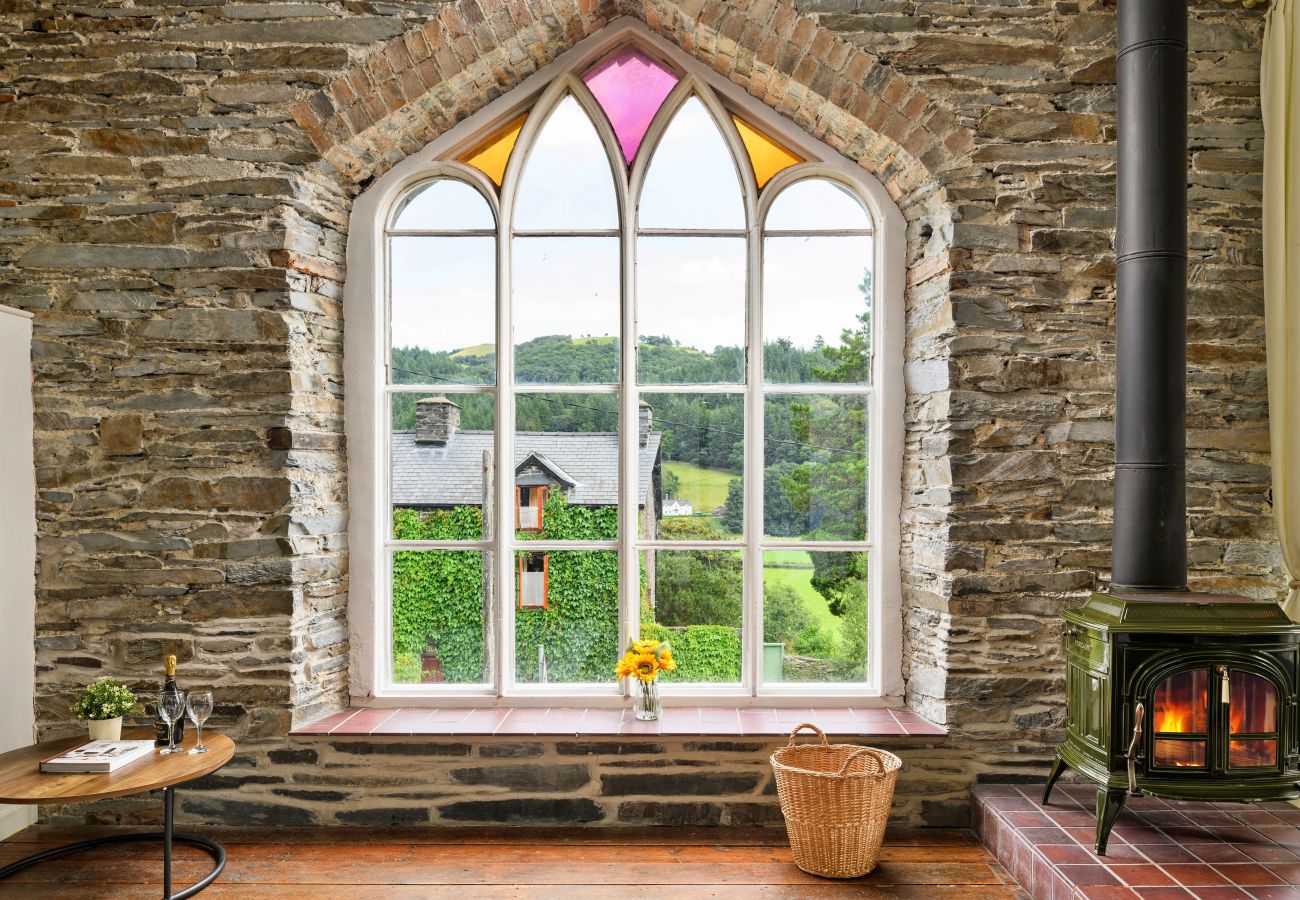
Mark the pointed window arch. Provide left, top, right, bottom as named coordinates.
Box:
left=350, top=24, right=904, bottom=704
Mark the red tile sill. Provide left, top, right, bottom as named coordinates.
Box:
left=290, top=706, right=946, bottom=739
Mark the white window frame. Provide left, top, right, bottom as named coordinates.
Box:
left=345, top=18, right=905, bottom=706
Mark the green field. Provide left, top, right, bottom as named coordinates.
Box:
left=450, top=343, right=494, bottom=358
left=663, top=461, right=737, bottom=515
left=762, top=551, right=837, bottom=633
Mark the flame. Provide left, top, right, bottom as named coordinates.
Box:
left=1154, top=706, right=1190, bottom=734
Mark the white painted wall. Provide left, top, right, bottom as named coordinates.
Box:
left=0, top=305, right=35, bottom=839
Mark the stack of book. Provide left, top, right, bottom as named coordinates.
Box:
left=40, top=740, right=155, bottom=773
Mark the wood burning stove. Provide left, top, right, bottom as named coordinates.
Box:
left=1045, top=591, right=1300, bottom=853
left=1045, top=0, right=1300, bottom=856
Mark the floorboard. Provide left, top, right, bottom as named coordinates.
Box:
left=0, top=826, right=1022, bottom=898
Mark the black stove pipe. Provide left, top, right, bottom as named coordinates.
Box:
left=1111, top=0, right=1188, bottom=591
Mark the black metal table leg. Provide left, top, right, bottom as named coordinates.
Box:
left=0, top=787, right=225, bottom=899
left=164, top=785, right=174, bottom=898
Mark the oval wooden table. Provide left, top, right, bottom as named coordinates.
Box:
left=0, top=728, right=233, bottom=899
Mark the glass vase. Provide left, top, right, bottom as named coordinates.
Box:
left=635, top=679, right=661, bottom=721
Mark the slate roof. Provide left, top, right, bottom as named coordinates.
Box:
left=391, top=430, right=661, bottom=508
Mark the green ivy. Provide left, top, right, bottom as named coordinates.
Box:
left=392, top=506, right=487, bottom=684
left=393, top=494, right=747, bottom=686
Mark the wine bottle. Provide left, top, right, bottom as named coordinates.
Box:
left=153, top=654, right=186, bottom=746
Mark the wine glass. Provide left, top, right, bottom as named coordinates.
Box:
left=159, top=689, right=186, bottom=755
left=186, top=691, right=213, bottom=755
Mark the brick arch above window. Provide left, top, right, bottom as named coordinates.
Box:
left=289, top=0, right=973, bottom=209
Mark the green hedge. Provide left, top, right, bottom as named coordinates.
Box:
left=640, top=623, right=742, bottom=683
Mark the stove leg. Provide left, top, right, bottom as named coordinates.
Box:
left=1042, top=756, right=1068, bottom=804
left=1094, top=787, right=1126, bottom=856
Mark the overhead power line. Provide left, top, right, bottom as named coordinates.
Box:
left=389, top=364, right=863, bottom=458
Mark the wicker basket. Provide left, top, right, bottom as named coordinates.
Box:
left=770, top=723, right=902, bottom=879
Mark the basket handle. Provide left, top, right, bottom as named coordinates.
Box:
left=836, top=746, right=886, bottom=777
left=786, top=723, right=829, bottom=747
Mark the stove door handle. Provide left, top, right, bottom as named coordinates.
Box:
left=1126, top=702, right=1145, bottom=795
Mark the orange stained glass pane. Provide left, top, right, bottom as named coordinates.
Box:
left=459, top=113, right=527, bottom=187
left=732, top=116, right=802, bottom=188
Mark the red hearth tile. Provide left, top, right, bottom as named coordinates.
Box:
left=1188, top=887, right=1255, bottom=900
left=1240, top=846, right=1300, bottom=864
left=1077, top=886, right=1140, bottom=899
left=1230, top=811, right=1289, bottom=828
left=1042, top=843, right=1099, bottom=865
left=1163, top=864, right=1232, bottom=887
left=1048, top=808, right=1100, bottom=826
left=1115, top=824, right=1177, bottom=844
left=1162, top=826, right=1222, bottom=844
left=1209, top=864, right=1286, bottom=886
left=1138, top=845, right=1201, bottom=865
left=1056, top=864, right=1122, bottom=886
left=1190, top=843, right=1252, bottom=864
left=1141, top=811, right=1195, bottom=827
left=1200, top=826, right=1272, bottom=845
left=1130, top=890, right=1194, bottom=900
left=982, top=795, right=1034, bottom=811
left=1065, top=826, right=1107, bottom=846
left=1110, top=863, right=1177, bottom=887
left=1098, top=844, right=1148, bottom=864
left=1020, top=826, right=1074, bottom=845
left=1006, top=810, right=1054, bottom=827
left=1248, top=887, right=1300, bottom=900
left=1256, top=826, right=1300, bottom=848
left=1265, top=863, right=1300, bottom=884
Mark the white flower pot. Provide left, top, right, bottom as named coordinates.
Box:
left=87, top=717, right=122, bottom=741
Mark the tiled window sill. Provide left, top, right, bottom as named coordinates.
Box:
left=290, top=706, right=947, bottom=739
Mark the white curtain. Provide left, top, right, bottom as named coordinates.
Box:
left=1262, top=0, right=1300, bottom=618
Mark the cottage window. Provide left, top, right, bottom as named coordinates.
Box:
left=349, top=25, right=904, bottom=702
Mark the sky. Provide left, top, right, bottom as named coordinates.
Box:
left=388, top=94, right=873, bottom=363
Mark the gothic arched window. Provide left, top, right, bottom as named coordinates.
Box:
left=347, top=25, right=904, bottom=703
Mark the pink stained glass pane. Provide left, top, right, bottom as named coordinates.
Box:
left=583, top=47, right=678, bottom=163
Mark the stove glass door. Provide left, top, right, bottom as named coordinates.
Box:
left=1152, top=669, right=1208, bottom=768
left=1228, top=670, right=1278, bottom=769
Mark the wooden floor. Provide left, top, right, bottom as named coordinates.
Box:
left=0, top=825, right=1021, bottom=898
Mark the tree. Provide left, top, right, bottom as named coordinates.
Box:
left=652, top=518, right=742, bottom=628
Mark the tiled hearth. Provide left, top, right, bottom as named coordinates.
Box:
left=974, top=783, right=1300, bottom=899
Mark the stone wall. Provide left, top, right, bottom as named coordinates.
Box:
left=40, top=734, right=953, bottom=828
left=0, top=0, right=1280, bottom=827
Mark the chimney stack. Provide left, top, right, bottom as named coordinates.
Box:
left=415, top=396, right=460, bottom=445
left=639, top=401, right=652, bottom=446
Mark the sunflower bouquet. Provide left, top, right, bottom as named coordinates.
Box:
left=615, top=638, right=676, bottom=683
left=615, top=638, right=675, bottom=720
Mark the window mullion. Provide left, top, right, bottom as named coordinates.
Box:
left=744, top=220, right=764, bottom=698
left=496, top=211, right=514, bottom=700
left=619, top=189, right=638, bottom=693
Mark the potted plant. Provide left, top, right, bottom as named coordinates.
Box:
left=71, top=677, right=140, bottom=741
left=615, top=638, right=676, bottom=720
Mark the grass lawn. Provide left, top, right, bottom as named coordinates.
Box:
left=663, top=461, right=737, bottom=514
left=762, top=551, right=838, bottom=633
